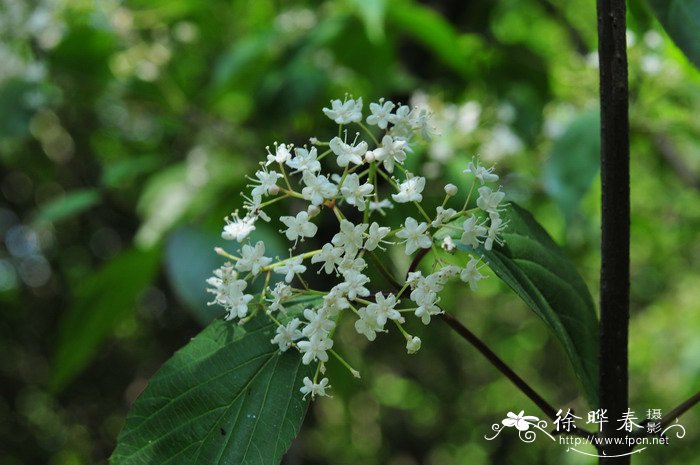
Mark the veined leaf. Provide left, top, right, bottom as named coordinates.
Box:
left=111, top=298, right=320, bottom=465
left=440, top=203, right=599, bottom=406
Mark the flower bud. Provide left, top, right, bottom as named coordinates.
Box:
left=406, top=336, right=421, bottom=354
left=365, top=150, right=375, bottom=163
left=444, top=183, right=458, bottom=196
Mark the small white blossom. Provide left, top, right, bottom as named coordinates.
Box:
left=367, top=292, right=403, bottom=326
left=355, top=306, right=384, bottom=341
left=301, top=171, right=337, bottom=206
left=300, top=376, right=330, bottom=399
left=392, top=174, right=426, bottom=203
left=297, top=334, right=333, bottom=364
left=280, top=210, right=318, bottom=243
left=431, top=206, right=456, bottom=228
left=274, top=256, right=306, bottom=283
left=323, top=285, right=350, bottom=314
left=340, top=173, right=373, bottom=211
left=311, top=243, right=344, bottom=274
left=287, top=146, right=321, bottom=173
left=465, top=160, right=499, bottom=184
left=331, top=220, right=367, bottom=256
left=250, top=168, right=282, bottom=199
left=460, top=214, right=488, bottom=248
left=337, top=255, right=367, bottom=275
left=235, top=241, right=272, bottom=276
left=329, top=136, right=368, bottom=167
left=396, top=217, right=432, bottom=255
left=369, top=198, right=394, bottom=214
left=406, top=336, right=421, bottom=354
left=442, top=235, right=456, bottom=252
left=302, top=308, right=335, bottom=338
left=271, top=318, right=303, bottom=351
left=444, top=183, right=458, bottom=196
left=364, top=222, right=391, bottom=251
left=460, top=256, right=487, bottom=290
left=267, top=282, right=293, bottom=313
left=371, top=135, right=407, bottom=173
left=366, top=98, right=395, bottom=129
left=484, top=216, right=507, bottom=251
left=206, top=263, right=253, bottom=320
left=476, top=186, right=506, bottom=214
left=222, top=212, right=256, bottom=242
left=387, top=104, right=412, bottom=138
left=266, top=143, right=292, bottom=166
left=322, top=96, right=363, bottom=124
left=339, top=269, right=370, bottom=300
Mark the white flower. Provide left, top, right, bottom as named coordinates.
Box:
left=392, top=174, right=426, bottom=203
left=355, top=306, right=383, bottom=341
left=300, top=376, right=330, bottom=399
left=461, top=214, right=488, bottom=248
left=366, top=98, right=395, bottom=129
left=364, top=222, right=391, bottom=251
left=431, top=206, right=456, bottom=227
left=250, top=168, right=282, bottom=199
left=502, top=411, right=539, bottom=431
left=337, top=255, right=367, bottom=275
left=444, top=183, right=458, bottom=196
left=484, top=216, right=507, bottom=251
left=441, top=235, right=456, bottom=252
left=460, top=257, right=486, bottom=290
left=280, top=210, right=318, bottom=243
left=395, top=217, right=432, bottom=255
left=340, top=173, right=373, bottom=211
left=476, top=186, right=505, bottom=214
left=287, top=146, right=321, bottom=173
left=387, top=104, right=412, bottom=137
left=274, top=256, right=306, bottom=283
left=414, top=298, right=441, bottom=325
left=271, top=318, right=303, bottom=351
left=206, top=264, right=253, bottom=320
left=235, top=241, right=272, bottom=275
left=369, top=198, right=394, bottom=214
left=465, top=160, right=499, bottom=184
left=371, top=135, right=407, bottom=172
left=322, top=96, right=363, bottom=124
left=323, top=285, right=350, bottom=314
left=311, top=243, right=344, bottom=274
left=302, top=308, right=335, bottom=338
left=266, top=143, right=292, bottom=166
left=406, top=336, right=421, bottom=354
left=222, top=212, right=256, bottom=242
left=267, top=282, right=293, bottom=313
left=329, top=136, right=368, bottom=167
left=331, top=220, right=367, bottom=256
left=242, top=195, right=271, bottom=222
left=297, top=334, right=333, bottom=364
left=301, top=171, right=337, bottom=206
left=366, top=292, right=403, bottom=326
left=339, top=269, right=370, bottom=300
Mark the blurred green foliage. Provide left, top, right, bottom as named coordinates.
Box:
left=0, top=0, right=698, bottom=464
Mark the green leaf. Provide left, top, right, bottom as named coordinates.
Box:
left=442, top=204, right=599, bottom=406
left=543, top=110, right=600, bottom=221
left=33, top=189, right=101, bottom=224
left=647, top=0, right=700, bottom=68
left=50, top=247, right=161, bottom=392
left=110, top=300, right=319, bottom=465
left=386, top=1, right=478, bottom=77
left=350, top=0, right=386, bottom=43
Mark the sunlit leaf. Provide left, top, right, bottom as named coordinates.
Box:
left=648, top=0, right=700, bottom=68
left=33, top=189, right=101, bottom=224
left=50, top=247, right=161, bottom=392
left=543, top=110, right=600, bottom=221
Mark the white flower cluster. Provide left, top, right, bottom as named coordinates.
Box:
left=207, top=96, right=508, bottom=399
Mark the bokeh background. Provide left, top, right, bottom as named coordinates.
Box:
left=1, top=0, right=699, bottom=464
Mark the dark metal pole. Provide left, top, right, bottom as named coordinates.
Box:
left=597, top=0, right=630, bottom=463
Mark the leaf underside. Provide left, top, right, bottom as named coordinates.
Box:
left=447, top=203, right=600, bottom=407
